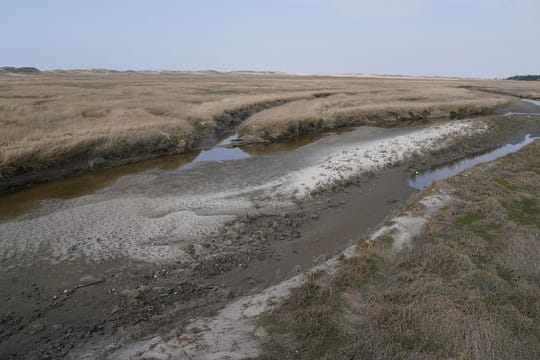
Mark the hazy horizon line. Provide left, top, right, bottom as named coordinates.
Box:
left=3, top=65, right=526, bottom=80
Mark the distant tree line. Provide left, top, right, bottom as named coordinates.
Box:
left=506, top=75, right=540, bottom=81
left=1, top=66, right=41, bottom=74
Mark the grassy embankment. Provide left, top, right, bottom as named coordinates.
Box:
left=239, top=88, right=506, bottom=140
left=1, top=72, right=538, bottom=188
left=260, top=140, right=540, bottom=359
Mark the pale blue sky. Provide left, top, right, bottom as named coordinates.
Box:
left=2, top=0, right=538, bottom=78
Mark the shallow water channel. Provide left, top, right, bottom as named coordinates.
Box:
left=409, top=98, right=540, bottom=189
left=1, top=99, right=540, bottom=251
left=0, top=132, right=325, bottom=221
left=523, top=99, right=540, bottom=107
left=409, top=133, right=540, bottom=189
left=2, top=125, right=539, bottom=223
left=1, top=99, right=540, bottom=359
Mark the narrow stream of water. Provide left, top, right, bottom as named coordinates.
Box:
left=179, top=134, right=250, bottom=171
left=0, top=132, right=327, bottom=221
left=522, top=99, right=540, bottom=106
left=410, top=98, right=540, bottom=189
left=409, top=134, right=540, bottom=189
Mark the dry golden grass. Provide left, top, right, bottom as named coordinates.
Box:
left=462, top=80, right=540, bottom=100
left=0, top=71, right=538, bottom=181
left=0, top=72, right=319, bottom=179
left=240, top=84, right=509, bottom=138
left=261, top=141, right=540, bottom=359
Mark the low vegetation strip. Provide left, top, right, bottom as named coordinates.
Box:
left=260, top=140, right=540, bottom=359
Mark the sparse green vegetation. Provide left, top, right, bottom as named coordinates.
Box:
left=505, top=196, right=540, bottom=228
left=495, top=177, right=517, bottom=190
left=455, top=213, right=486, bottom=226
left=260, top=141, right=540, bottom=359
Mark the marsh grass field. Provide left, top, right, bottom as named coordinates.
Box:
left=1, top=70, right=540, bottom=359
left=2, top=70, right=539, bottom=191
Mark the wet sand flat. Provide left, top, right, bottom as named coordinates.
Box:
left=2, top=100, right=540, bottom=358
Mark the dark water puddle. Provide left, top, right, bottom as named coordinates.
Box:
left=179, top=135, right=250, bottom=171
left=241, top=131, right=334, bottom=155
left=409, top=134, right=539, bottom=189
left=0, top=131, right=338, bottom=222
left=179, top=129, right=348, bottom=170
left=0, top=152, right=199, bottom=221
left=504, top=98, right=540, bottom=117
left=504, top=112, right=540, bottom=117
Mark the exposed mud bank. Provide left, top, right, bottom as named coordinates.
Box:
left=1, top=110, right=539, bottom=359
left=115, top=191, right=452, bottom=360
left=110, top=120, right=540, bottom=359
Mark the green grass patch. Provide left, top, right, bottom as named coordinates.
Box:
left=193, top=120, right=211, bottom=134
left=471, top=222, right=503, bottom=241
left=494, top=177, right=517, bottom=190
left=496, top=263, right=517, bottom=284
left=394, top=324, right=428, bottom=351
left=376, top=234, right=395, bottom=247
left=471, top=253, right=492, bottom=267
left=261, top=280, right=345, bottom=359
left=456, top=213, right=486, bottom=227
left=526, top=164, right=540, bottom=175
left=505, top=197, right=540, bottom=228
left=456, top=213, right=502, bottom=240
